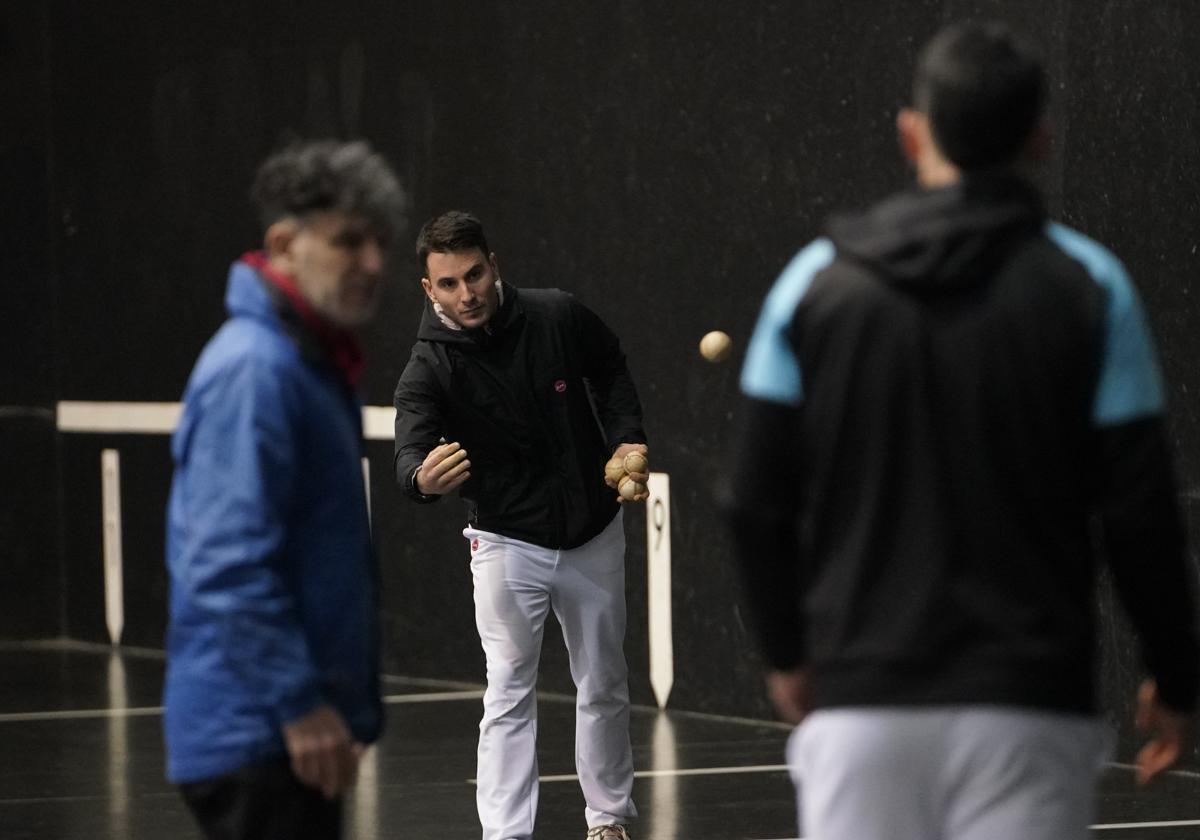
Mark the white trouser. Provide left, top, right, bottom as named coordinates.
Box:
left=788, top=707, right=1111, bottom=840
left=466, top=511, right=637, bottom=840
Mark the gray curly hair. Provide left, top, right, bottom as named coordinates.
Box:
left=250, top=139, right=407, bottom=237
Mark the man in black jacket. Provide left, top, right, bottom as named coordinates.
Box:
left=393, top=211, right=645, bottom=840
left=725, top=20, right=1198, bottom=840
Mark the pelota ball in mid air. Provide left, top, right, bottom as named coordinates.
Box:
left=699, top=330, right=733, bottom=363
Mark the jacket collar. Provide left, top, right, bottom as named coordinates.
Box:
left=231, top=251, right=365, bottom=388
left=416, top=281, right=524, bottom=346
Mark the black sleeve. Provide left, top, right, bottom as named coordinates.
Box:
left=392, top=348, right=445, bottom=504
left=1094, top=416, right=1200, bottom=712
left=571, top=296, right=646, bottom=449
left=718, top=394, right=806, bottom=670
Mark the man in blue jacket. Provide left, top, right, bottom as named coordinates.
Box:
left=164, top=140, right=405, bottom=840
left=725, top=20, right=1197, bottom=840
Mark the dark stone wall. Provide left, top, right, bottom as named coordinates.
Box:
left=0, top=5, right=61, bottom=639
left=5, top=1, right=1199, bottom=762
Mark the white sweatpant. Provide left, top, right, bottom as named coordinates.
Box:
left=788, top=707, right=1112, bottom=840
left=466, top=511, right=637, bottom=840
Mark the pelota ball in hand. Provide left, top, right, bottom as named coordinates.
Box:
left=622, top=451, right=648, bottom=475
left=618, top=475, right=647, bottom=501
left=605, top=456, right=627, bottom=485
left=699, top=330, right=733, bottom=363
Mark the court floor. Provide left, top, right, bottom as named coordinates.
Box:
left=1, top=642, right=1197, bottom=839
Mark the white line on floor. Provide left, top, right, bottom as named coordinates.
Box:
left=0, top=792, right=182, bottom=805
left=1108, top=761, right=1200, bottom=780
left=383, top=690, right=484, bottom=704
left=0, top=639, right=165, bottom=658
left=0, top=691, right=485, bottom=723
left=752, top=818, right=1200, bottom=840
left=0, top=707, right=163, bottom=722
left=469, top=763, right=792, bottom=785
left=1090, top=819, right=1200, bottom=831
left=632, top=763, right=789, bottom=781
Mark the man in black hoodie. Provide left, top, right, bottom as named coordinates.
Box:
left=725, top=20, right=1198, bottom=840
left=393, top=211, right=645, bottom=840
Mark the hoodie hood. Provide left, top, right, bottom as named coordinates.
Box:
left=827, top=174, right=1045, bottom=290
left=416, top=281, right=523, bottom=347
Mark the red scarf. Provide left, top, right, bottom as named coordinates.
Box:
left=240, top=251, right=365, bottom=388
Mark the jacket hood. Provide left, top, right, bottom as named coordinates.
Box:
left=416, top=282, right=523, bottom=346
left=224, top=259, right=278, bottom=322
left=827, top=174, right=1045, bottom=289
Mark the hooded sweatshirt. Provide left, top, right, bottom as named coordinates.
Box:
left=393, top=284, right=645, bottom=550
left=724, top=175, right=1199, bottom=714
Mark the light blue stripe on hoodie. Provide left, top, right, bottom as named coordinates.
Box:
left=1046, top=223, right=1166, bottom=425
left=741, top=239, right=836, bottom=405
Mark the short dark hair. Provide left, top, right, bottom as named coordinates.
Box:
left=914, top=21, right=1046, bottom=169
left=250, top=139, right=406, bottom=236
left=416, top=211, right=490, bottom=275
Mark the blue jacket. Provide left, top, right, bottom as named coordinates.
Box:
left=164, top=260, right=381, bottom=784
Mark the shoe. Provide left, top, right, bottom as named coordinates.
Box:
left=586, top=826, right=631, bottom=840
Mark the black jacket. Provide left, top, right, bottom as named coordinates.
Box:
left=725, top=175, right=1199, bottom=714
left=393, top=284, right=645, bottom=549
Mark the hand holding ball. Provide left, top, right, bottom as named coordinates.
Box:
left=606, top=446, right=649, bottom=502
left=604, top=455, right=627, bottom=486
left=623, top=451, right=648, bottom=477
left=699, top=330, right=733, bottom=363
left=618, top=475, right=647, bottom=502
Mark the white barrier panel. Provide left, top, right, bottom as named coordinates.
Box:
left=60, top=401, right=181, bottom=435
left=57, top=401, right=397, bottom=440
left=101, top=449, right=124, bottom=645
left=362, top=457, right=372, bottom=532
left=646, top=471, right=673, bottom=708
left=361, top=405, right=396, bottom=441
